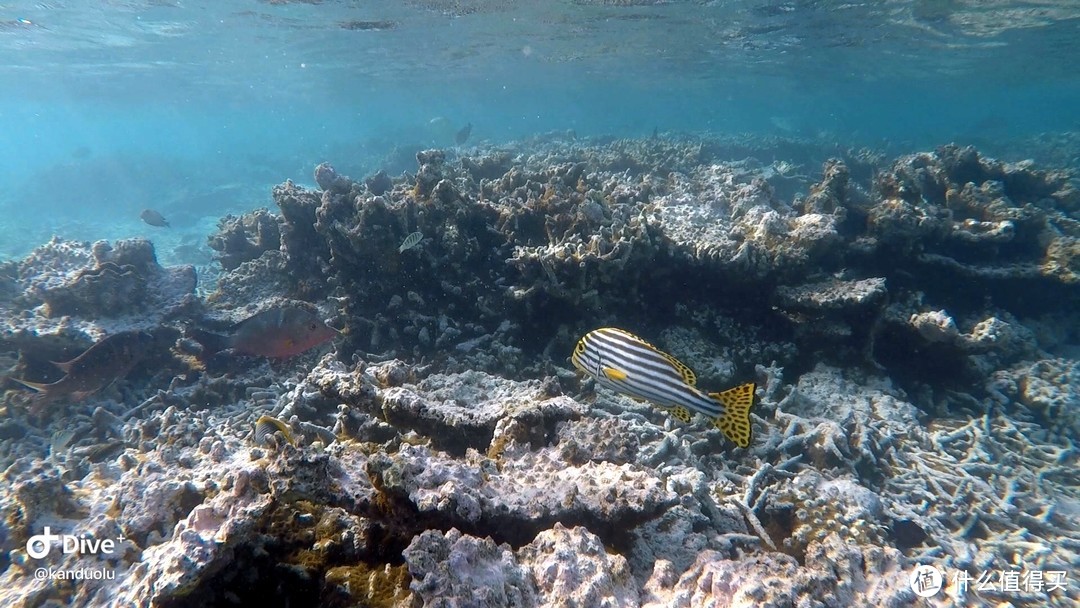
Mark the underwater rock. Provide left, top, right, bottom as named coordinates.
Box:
left=313, top=161, right=352, bottom=193
left=364, top=169, right=393, bottom=196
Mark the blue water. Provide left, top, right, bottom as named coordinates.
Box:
left=1, top=1, right=1078, bottom=259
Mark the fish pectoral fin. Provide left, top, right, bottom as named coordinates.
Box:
left=710, top=382, right=756, bottom=448
left=601, top=366, right=628, bottom=381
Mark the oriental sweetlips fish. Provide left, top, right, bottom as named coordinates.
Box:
left=572, top=327, right=757, bottom=447
left=10, top=330, right=155, bottom=410
left=190, top=304, right=339, bottom=359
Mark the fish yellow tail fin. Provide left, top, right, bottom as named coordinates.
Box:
left=709, top=382, right=756, bottom=448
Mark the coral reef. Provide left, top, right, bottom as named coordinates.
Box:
left=0, top=135, right=1077, bottom=607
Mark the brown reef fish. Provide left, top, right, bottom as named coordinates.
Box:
left=191, top=305, right=339, bottom=359
left=140, top=209, right=170, bottom=227
left=10, top=330, right=155, bottom=408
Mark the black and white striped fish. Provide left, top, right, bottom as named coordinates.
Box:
left=399, top=231, right=424, bottom=253
left=572, top=327, right=757, bottom=447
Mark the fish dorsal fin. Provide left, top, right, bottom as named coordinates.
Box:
left=709, top=382, right=756, bottom=448
left=51, top=359, right=75, bottom=374
left=610, top=328, right=697, bottom=386
left=659, top=352, right=697, bottom=386
left=601, top=366, right=627, bottom=381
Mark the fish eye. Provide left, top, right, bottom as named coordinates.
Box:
left=309, top=322, right=318, bottom=331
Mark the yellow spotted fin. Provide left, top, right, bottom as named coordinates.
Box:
left=254, top=415, right=295, bottom=447
left=709, top=382, right=756, bottom=448
left=658, top=405, right=693, bottom=423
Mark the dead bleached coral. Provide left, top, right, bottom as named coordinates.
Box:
left=641, top=534, right=912, bottom=607
left=871, top=144, right=1079, bottom=283
left=368, top=443, right=674, bottom=541
left=405, top=523, right=640, bottom=608
left=655, top=162, right=842, bottom=280
left=206, top=208, right=281, bottom=271
left=519, top=524, right=639, bottom=607
left=909, top=309, right=961, bottom=343
left=773, top=276, right=889, bottom=362
left=556, top=416, right=640, bottom=465
left=755, top=364, right=1079, bottom=606
left=12, top=237, right=194, bottom=321
left=404, top=528, right=538, bottom=607
left=379, top=370, right=585, bottom=454
left=0, top=136, right=1074, bottom=608
left=995, top=357, right=1080, bottom=442
left=771, top=470, right=889, bottom=559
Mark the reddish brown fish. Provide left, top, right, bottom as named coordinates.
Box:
left=192, top=304, right=339, bottom=359
left=11, top=330, right=155, bottom=408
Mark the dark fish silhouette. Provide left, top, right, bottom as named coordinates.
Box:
left=140, top=209, right=170, bottom=227
left=11, top=330, right=155, bottom=409
left=191, top=304, right=339, bottom=359
left=455, top=123, right=472, bottom=145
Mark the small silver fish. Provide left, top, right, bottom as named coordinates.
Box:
left=254, top=415, right=294, bottom=447
left=399, top=231, right=424, bottom=253
left=572, top=327, right=757, bottom=447
left=49, top=429, right=75, bottom=459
